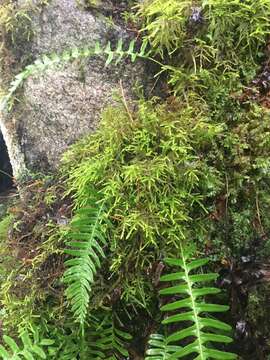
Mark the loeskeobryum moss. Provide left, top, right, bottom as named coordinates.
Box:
left=62, top=90, right=270, bottom=283
left=0, top=214, right=12, bottom=243
left=1, top=0, right=270, bottom=356
left=62, top=95, right=223, bottom=257
left=0, top=0, right=49, bottom=96
left=1, top=84, right=270, bottom=358
left=137, top=0, right=270, bottom=99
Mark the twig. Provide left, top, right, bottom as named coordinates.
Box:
left=0, top=169, right=13, bottom=179
left=119, top=80, right=134, bottom=123
left=256, top=192, right=264, bottom=234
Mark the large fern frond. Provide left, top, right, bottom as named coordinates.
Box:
left=0, top=329, right=54, bottom=360
left=145, top=334, right=182, bottom=360
left=88, top=312, right=132, bottom=359
left=158, top=248, right=237, bottom=360
left=1, top=39, right=150, bottom=111
left=63, top=197, right=107, bottom=328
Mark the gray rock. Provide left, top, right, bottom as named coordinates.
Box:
left=0, top=0, right=149, bottom=178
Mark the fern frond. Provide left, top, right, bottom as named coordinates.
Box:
left=0, top=329, right=54, bottom=360
left=63, top=198, right=107, bottom=328
left=88, top=312, right=132, bottom=359
left=159, top=249, right=237, bottom=360
left=0, top=39, right=150, bottom=111
left=145, top=334, right=182, bottom=360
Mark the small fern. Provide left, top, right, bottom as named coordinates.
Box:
left=147, top=248, right=237, bottom=360
left=0, top=39, right=150, bottom=111
left=0, top=329, right=54, bottom=360
left=88, top=311, right=132, bottom=359
left=55, top=331, right=82, bottom=360
left=145, top=334, right=182, bottom=360
left=63, top=197, right=107, bottom=329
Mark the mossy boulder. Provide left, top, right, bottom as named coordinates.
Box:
left=0, top=0, right=149, bottom=177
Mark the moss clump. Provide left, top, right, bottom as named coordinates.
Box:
left=245, top=284, right=270, bottom=358
left=60, top=88, right=270, bottom=351
left=136, top=0, right=270, bottom=115
left=0, top=214, right=12, bottom=242
left=2, top=90, right=270, bottom=358
left=0, top=177, right=68, bottom=334
left=1, top=0, right=270, bottom=358
left=63, top=96, right=223, bottom=261
left=0, top=0, right=48, bottom=94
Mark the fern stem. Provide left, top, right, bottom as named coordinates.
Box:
left=180, top=244, right=204, bottom=359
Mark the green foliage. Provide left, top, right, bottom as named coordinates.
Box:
left=0, top=328, right=54, bottom=360
left=63, top=194, right=107, bottom=328
left=206, top=103, right=270, bottom=258
left=145, top=334, right=182, bottom=359
left=145, top=250, right=236, bottom=359
left=204, top=0, right=270, bottom=66
left=138, top=0, right=270, bottom=60
left=137, top=0, right=192, bottom=57
left=0, top=0, right=39, bottom=92
left=0, top=214, right=12, bottom=242
left=88, top=311, right=132, bottom=359
left=137, top=0, right=270, bottom=96
left=158, top=249, right=236, bottom=359
left=62, top=96, right=224, bottom=279
left=1, top=0, right=270, bottom=356
left=0, top=1, right=33, bottom=46
left=1, top=38, right=150, bottom=111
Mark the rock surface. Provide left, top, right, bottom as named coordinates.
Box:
left=0, top=0, right=148, bottom=177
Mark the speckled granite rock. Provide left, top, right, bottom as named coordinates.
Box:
left=0, top=0, right=149, bottom=177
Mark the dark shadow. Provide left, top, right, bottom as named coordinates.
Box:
left=0, top=132, right=13, bottom=192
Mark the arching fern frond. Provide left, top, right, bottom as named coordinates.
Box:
left=63, top=197, right=107, bottom=329
left=88, top=311, right=132, bottom=359
left=158, top=248, right=237, bottom=360
left=0, top=329, right=54, bottom=360
left=0, top=39, right=150, bottom=111
left=145, top=334, right=182, bottom=360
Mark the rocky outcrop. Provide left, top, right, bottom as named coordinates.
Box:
left=0, top=0, right=148, bottom=178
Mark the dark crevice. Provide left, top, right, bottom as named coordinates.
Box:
left=0, top=132, right=14, bottom=193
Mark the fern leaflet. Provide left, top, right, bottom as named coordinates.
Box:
left=0, top=329, right=54, bottom=360
left=88, top=312, right=132, bottom=359
left=63, top=198, right=106, bottom=328
left=158, top=248, right=237, bottom=360
left=145, top=334, right=182, bottom=360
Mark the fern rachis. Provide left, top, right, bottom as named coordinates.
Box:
left=63, top=197, right=107, bottom=328
left=0, top=39, right=151, bottom=111
left=147, top=248, right=237, bottom=360
left=87, top=311, right=132, bottom=359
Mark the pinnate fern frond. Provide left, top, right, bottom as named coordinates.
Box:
left=88, top=312, right=132, bottom=359
left=1, top=39, right=150, bottom=111
left=63, top=198, right=107, bottom=328
left=0, top=329, right=54, bottom=360
left=158, top=248, right=237, bottom=360
left=145, top=334, right=182, bottom=360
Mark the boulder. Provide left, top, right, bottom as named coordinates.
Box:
left=0, top=0, right=148, bottom=178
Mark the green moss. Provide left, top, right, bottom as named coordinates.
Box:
left=0, top=0, right=49, bottom=91
left=0, top=214, right=12, bottom=242
left=246, top=284, right=270, bottom=354
left=1, top=0, right=270, bottom=356
left=138, top=0, right=270, bottom=98
left=0, top=179, right=67, bottom=335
